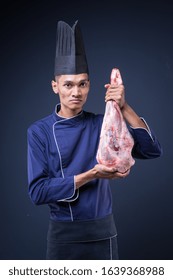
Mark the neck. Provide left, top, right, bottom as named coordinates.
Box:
left=57, top=108, right=82, bottom=118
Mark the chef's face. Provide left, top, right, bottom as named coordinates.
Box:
left=52, top=73, right=90, bottom=117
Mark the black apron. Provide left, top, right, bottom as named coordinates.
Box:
left=46, top=214, right=119, bottom=260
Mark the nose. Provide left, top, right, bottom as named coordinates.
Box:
left=72, top=86, right=81, bottom=97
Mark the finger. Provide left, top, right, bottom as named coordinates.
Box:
left=104, top=84, right=110, bottom=88
left=106, top=87, right=118, bottom=92
left=109, top=84, right=119, bottom=88
left=102, top=166, right=117, bottom=173
left=115, top=169, right=130, bottom=177
left=96, top=164, right=116, bottom=174
left=121, top=169, right=130, bottom=177
left=105, top=95, right=120, bottom=103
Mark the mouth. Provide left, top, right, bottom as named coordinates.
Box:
left=70, top=99, right=82, bottom=104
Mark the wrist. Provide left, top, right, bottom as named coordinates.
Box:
left=121, top=101, right=128, bottom=112
left=75, top=168, right=96, bottom=189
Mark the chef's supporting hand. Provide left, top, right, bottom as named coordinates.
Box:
left=94, top=164, right=130, bottom=179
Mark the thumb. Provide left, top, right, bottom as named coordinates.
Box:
left=104, top=84, right=110, bottom=88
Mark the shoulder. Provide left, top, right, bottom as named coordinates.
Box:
left=27, top=113, right=53, bottom=138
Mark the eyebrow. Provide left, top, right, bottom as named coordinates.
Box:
left=63, top=79, right=89, bottom=83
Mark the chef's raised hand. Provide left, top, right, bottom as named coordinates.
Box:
left=104, top=83, right=125, bottom=109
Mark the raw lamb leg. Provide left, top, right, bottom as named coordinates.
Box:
left=96, top=68, right=135, bottom=173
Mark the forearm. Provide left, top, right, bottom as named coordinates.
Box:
left=121, top=102, right=148, bottom=130
left=75, top=168, right=97, bottom=189
left=75, top=164, right=130, bottom=189
left=122, top=102, right=163, bottom=159
left=28, top=175, right=76, bottom=205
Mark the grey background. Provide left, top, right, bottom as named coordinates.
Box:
left=1, top=0, right=172, bottom=259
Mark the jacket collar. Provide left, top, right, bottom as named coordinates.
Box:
left=53, top=104, right=84, bottom=124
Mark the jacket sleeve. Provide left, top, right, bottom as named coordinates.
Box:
left=129, top=118, right=163, bottom=159
left=27, top=126, right=78, bottom=205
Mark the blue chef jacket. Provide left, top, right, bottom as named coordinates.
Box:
left=27, top=104, right=162, bottom=222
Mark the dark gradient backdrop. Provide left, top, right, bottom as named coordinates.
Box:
left=1, top=0, right=172, bottom=260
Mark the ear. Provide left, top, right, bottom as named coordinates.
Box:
left=51, top=80, right=59, bottom=94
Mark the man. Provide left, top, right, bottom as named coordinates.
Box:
left=27, top=20, right=162, bottom=260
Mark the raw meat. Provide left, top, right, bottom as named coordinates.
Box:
left=96, top=68, right=135, bottom=173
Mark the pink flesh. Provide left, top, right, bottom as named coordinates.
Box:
left=96, top=68, right=135, bottom=173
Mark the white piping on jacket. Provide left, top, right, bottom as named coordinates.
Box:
left=52, top=120, right=79, bottom=202
left=52, top=111, right=83, bottom=220
left=130, top=117, right=154, bottom=142
left=109, top=237, right=113, bottom=260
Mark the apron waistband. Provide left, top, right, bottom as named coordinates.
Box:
left=47, top=214, right=117, bottom=243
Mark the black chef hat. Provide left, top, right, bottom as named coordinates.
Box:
left=54, top=20, right=89, bottom=76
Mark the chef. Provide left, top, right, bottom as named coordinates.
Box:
left=27, top=20, right=162, bottom=260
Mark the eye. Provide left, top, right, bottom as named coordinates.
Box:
left=80, top=81, right=88, bottom=88
left=64, top=83, right=72, bottom=89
